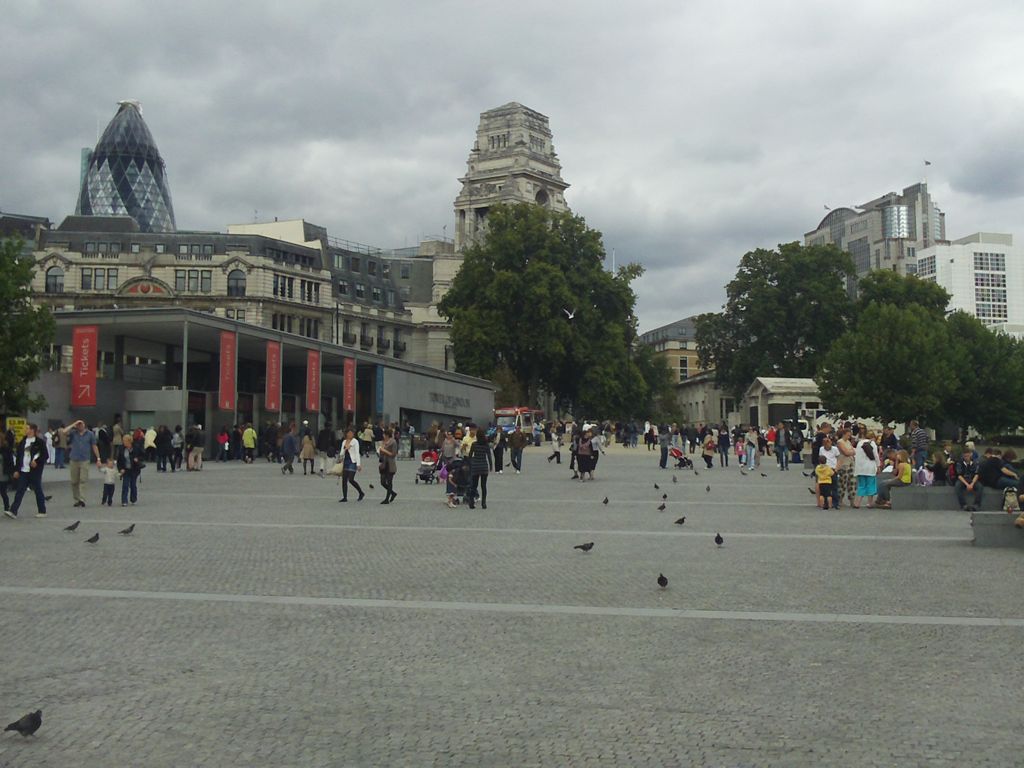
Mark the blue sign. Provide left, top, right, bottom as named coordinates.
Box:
left=375, top=366, right=384, bottom=416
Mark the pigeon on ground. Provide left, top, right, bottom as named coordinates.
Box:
left=573, top=542, right=594, bottom=552
left=5, top=709, right=41, bottom=737
left=706, top=485, right=711, bottom=493
left=760, top=472, right=768, bottom=478
left=740, top=470, right=748, bottom=476
left=802, top=471, right=813, bottom=477
left=657, top=503, right=666, bottom=511
left=602, top=496, right=609, bottom=505
left=654, top=483, right=660, bottom=490
left=674, top=516, right=686, bottom=525
left=715, top=532, right=724, bottom=547
left=693, top=470, right=699, bottom=476
left=369, top=484, right=375, bottom=489
left=657, top=573, right=668, bottom=589
left=118, top=524, right=135, bottom=536
left=63, top=520, right=80, bottom=532
left=672, top=475, right=678, bottom=484
left=44, top=495, right=52, bottom=502
left=808, top=488, right=816, bottom=495
left=662, top=493, right=668, bottom=501
left=85, top=532, right=99, bottom=544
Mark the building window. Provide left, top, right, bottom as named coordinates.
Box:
left=175, top=270, right=186, bottom=292
left=191, top=244, right=202, bottom=255
left=94, top=268, right=105, bottom=290
left=226, top=309, right=235, bottom=319
left=187, top=269, right=199, bottom=292
left=337, top=280, right=348, bottom=296
left=974, top=252, right=1006, bottom=272
left=110, top=242, right=121, bottom=254
left=227, top=269, right=246, bottom=297
left=236, top=309, right=245, bottom=322
left=107, top=268, right=118, bottom=289
left=350, top=256, right=361, bottom=272
left=400, top=263, right=410, bottom=279
left=200, top=271, right=211, bottom=292
left=382, top=262, right=390, bottom=278
left=45, top=266, right=64, bottom=293
left=155, top=243, right=165, bottom=254
left=355, top=283, right=365, bottom=299
left=372, top=286, right=381, bottom=303
left=81, top=268, right=93, bottom=290
left=368, top=261, right=377, bottom=277
left=84, top=242, right=96, bottom=253
left=202, top=244, right=214, bottom=255
left=130, top=243, right=141, bottom=254
left=679, top=356, right=689, bottom=382
left=386, top=290, right=394, bottom=307
left=179, top=244, right=189, bottom=255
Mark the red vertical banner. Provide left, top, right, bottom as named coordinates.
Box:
left=265, top=341, right=281, bottom=412
left=343, top=358, right=356, bottom=415
left=70, top=325, right=98, bottom=407
left=306, top=350, right=321, bottom=412
left=218, top=331, right=237, bottom=411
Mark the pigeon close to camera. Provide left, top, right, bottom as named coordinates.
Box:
left=563, top=307, right=576, bottom=320
left=657, top=573, right=668, bottom=589
left=574, top=542, right=594, bottom=552
left=715, top=532, right=724, bottom=547
left=808, top=487, right=816, bottom=495
left=657, top=503, right=666, bottom=511
left=672, top=475, right=678, bottom=484
left=85, top=532, right=99, bottom=544
left=369, top=484, right=375, bottom=489
left=118, top=524, right=135, bottom=536
left=44, top=495, right=53, bottom=502
left=5, top=709, right=41, bottom=737
left=654, top=483, right=660, bottom=490
left=662, top=493, right=668, bottom=501
left=693, top=470, right=699, bottom=476
left=802, top=471, right=813, bottom=477
left=602, top=496, right=609, bottom=505
left=63, top=520, right=80, bottom=532
left=760, top=472, right=768, bottom=478
left=706, top=485, right=711, bottom=493
left=674, top=516, right=686, bottom=525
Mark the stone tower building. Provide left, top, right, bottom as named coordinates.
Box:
left=453, top=102, right=569, bottom=253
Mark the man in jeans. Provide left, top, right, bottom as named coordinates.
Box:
left=62, top=419, right=100, bottom=508
left=909, top=420, right=929, bottom=470
left=955, top=448, right=983, bottom=511
left=775, top=422, right=790, bottom=471
left=6, top=423, right=49, bottom=518
left=508, top=425, right=528, bottom=474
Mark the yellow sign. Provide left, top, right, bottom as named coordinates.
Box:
left=5, top=417, right=27, bottom=443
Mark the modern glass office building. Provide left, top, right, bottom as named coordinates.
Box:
left=76, top=100, right=177, bottom=233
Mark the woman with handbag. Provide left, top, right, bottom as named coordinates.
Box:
left=378, top=428, right=398, bottom=504
left=337, top=429, right=364, bottom=502
left=116, top=434, right=143, bottom=506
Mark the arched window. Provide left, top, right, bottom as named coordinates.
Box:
left=45, top=266, right=64, bottom=293
left=227, top=269, right=246, bottom=297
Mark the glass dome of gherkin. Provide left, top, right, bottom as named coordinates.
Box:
left=76, top=100, right=176, bottom=232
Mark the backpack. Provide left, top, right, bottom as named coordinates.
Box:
left=947, top=463, right=957, bottom=485
left=1002, top=488, right=1020, bottom=514
left=916, top=468, right=934, bottom=486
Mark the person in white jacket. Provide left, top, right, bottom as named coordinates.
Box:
left=853, top=434, right=881, bottom=509
left=337, top=429, right=364, bottom=502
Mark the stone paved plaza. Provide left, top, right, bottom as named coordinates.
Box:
left=1, top=445, right=1021, bottom=767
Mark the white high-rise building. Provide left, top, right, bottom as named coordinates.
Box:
left=916, top=232, right=1024, bottom=336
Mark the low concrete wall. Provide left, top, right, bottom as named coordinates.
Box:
left=891, top=485, right=1002, bottom=511
left=971, top=511, right=1024, bottom=548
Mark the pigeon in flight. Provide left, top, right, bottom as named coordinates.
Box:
left=672, top=475, right=678, bottom=484
left=574, top=542, right=594, bottom=553
left=654, top=483, right=660, bottom=490
left=674, top=516, right=686, bottom=525
left=715, top=532, right=724, bottom=547
left=5, top=709, right=41, bottom=737
left=602, top=496, right=609, bottom=505
left=657, top=573, right=668, bottom=589
left=657, top=503, right=666, bottom=512
left=706, top=485, right=711, bottom=493
left=118, top=524, right=135, bottom=536
left=85, top=532, right=99, bottom=544
left=63, top=520, right=80, bottom=532
left=563, top=307, right=576, bottom=320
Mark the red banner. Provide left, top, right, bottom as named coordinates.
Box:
left=306, top=350, right=321, bottom=412
left=265, top=341, right=281, bottom=412
left=343, top=358, right=356, bottom=415
left=218, top=331, right=236, bottom=411
left=70, top=325, right=98, bottom=407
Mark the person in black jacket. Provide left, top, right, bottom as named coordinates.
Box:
left=155, top=425, right=173, bottom=472
left=115, top=434, right=143, bottom=506
left=0, top=432, right=15, bottom=512
left=467, top=428, right=493, bottom=509
left=5, top=423, right=49, bottom=518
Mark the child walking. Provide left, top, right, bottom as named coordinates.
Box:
left=815, top=461, right=835, bottom=510
left=101, top=458, right=117, bottom=506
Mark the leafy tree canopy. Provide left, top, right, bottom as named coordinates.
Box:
left=856, top=269, right=951, bottom=317
left=0, top=238, right=55, bottom=415
left=695, top=242, right=854, bottom=400
left=438, top=204, right=667, bottom=418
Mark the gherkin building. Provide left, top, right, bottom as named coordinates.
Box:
left=76, top=100, right=176, bottom=232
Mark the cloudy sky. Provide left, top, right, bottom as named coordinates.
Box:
left=3, top=1, right=1022, bottom=332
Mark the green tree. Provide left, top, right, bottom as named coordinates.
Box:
left=695, top=242, right=854, bottom=400
left=815, top=303, right=955, bottom=425
left=438, top=203, right=652, bottom=417
left=944, top=311, right=1024, bottom=435
left=856, top=269, right=951, bottom=317
left=0, top=238, right=55, bottom=414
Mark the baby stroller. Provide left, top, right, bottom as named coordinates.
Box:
left=415, top=449, right=440, bottom=484
left=442, top=457, right=471, bottom=507
left=669, top=446, right=694, bottom=470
